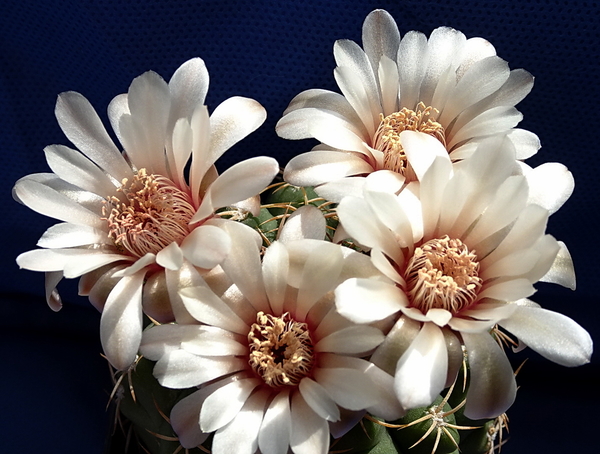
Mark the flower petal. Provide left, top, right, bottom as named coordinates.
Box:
left=315, top=325, right=384, bottom=354
left=180, top=224, right=232, bottom=269
left=290, top=392, right=329, bottom=454
left=156, top=241, right=184, bottom=271
left=525, top=162, right=574, bottom=215
left=299, top=378, right=340, bottom=422
left=258, top=390, right=292, bottom=454
left=539, top=241, right=576, bottom=290
left=279, top=205, right=327, bottom=243
left=169, top=390, right=211, bottom=449
left=394, top=323, right=448, bottom=409
left=200, top=378, right=261, bottom=432
left=499, top=306, right=592, bottom=367
left=335, top=278, right=406, bottom=323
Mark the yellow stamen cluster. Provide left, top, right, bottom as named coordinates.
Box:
left=103, top=169, right=196, bottom=257
left=373, top=102, right=446, bottom=177
left=248, top=311, right=314, bottom=388
left=404, top=235, right=482, bottom=315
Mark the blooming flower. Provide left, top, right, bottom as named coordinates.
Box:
left=140, top=224, right=403, bottom=454
left=333, top=131, right=592, bottom=419
left=277, top=9, right=540, bottom=201
left=14, top=58, right=279, bottom=370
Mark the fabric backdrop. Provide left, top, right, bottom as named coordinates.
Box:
left=1, top=1, right=598, bottom=452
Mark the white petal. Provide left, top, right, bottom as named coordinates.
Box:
left=181, top=326, right=247, bottom=357
left=193, top=156, right=279, bottom=223
left=167, top=57, right=209, bottom=132
left=14, top=178, right=104, bottom=228
left=508, top=128, right=540, bottom=160
left=280, top=88, right=361, bottom=126
left=394, top=323, right=448, bottom=409
left=315, top=177, right=367, bottom=203
left=258, top=390, right=292, bottom=454
left=362, top=9, right=401, bottom=81
left=211, top=389, right=268, bottom=454
left=299, top=378, right=340, bottom=422
left=283, top=150, right=373, bottom=187
left=55, top=91, right=131, bottom=181
left=154, top=349, right=246, bottom=388
left=315, top=325, right=384, bottom=354
left=155, top=241, right=184, bottom=270
left=179, top=285, right=249, bottom=335
left=169, top=390, right=210, bottom=449
left=279, top=205, right=326, bottom=243
left=462, top=331, right=517, bottom=419
left=45, top=271, right=63, bottom=312
left=335, top=278, right=406, bottom=323
left=397, top=30, right=429, bottom=109
left=100, top=271, right=145, bottom=370
left=526, top=163, right=574, bottom=215
left=540, top=240, right=576, bottom=289
left=499, top=306, right=592, bottom=367
left=370, top=316, right=422, bottom=375
left=478, top=278, right=536, bottom=301
left=200, top=378, right=261, bottom=432
left=37, top=222, right=110, bottom=248
left=262, top=241, right=289, bottom=316
left=209, top=96, right=267, bottom=163
left=180, top=224, right=232, bottom=269
left=314, top=367, right=382, bottom=410
left=139, top=323, right=196, bottom=360
left=290, top=392, right=329, bottom=454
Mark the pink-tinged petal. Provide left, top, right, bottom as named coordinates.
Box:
left=364, top=189, right=413, bottom=250
left=290, top=391, right=330, bottom=454
left=212, top=389, right=269, bottom=454
left=45, top=271, right=63, bottom=312
left=180, top=224, right=232, bottom=269
left=315, top=177, right=367, bottom=203
left=459, top=301, right=517, bottom=322
left=155, top=349, right=246, bottom=388
left=499, top=306, right=592, bottom=367
left=394, top=323, right=448, bottom=409
left=335, top=278, right=406, bottom=324
left=364, top=169, right=405, bottom=193
left=55, top=91, right=131, bottom=181
left=371, top=316, right=422, bottom=375
left=314, top=367, right=381, bottom=410
left=169, top=390, right=210, bottom=449
left=508, top=128, right=540, bottom=160
left=37, top=223, right=110, bottom=248
left=276, top=108, right=369, bottom=153
left=200, top=378, right=261, bottom=432
left=370, top=248, right=405, bottom=284
left=126, top=70, right=171, bottom=175
left=181, top=326, right=247, bottom=357
left=315, top=325, right=384, bottom=354
left=165, top=261, right=211, bottom=325
left=179, top=285, right=249, bottom=335
left=402, top=127, right=450, bottom=184
left=283, top=150, right=373, bottom=187
left=44, top=144, right=118, bottom=197
left=480, top=248, right=541, bottom=280
left=14, top=178, right=104, bottom=228
left=523, top=234, right=560, bottom=284
left=16, top=248, right=124, bottom=276
left=540, top=241, right=576, bottom=290
left=526, top=163, right=574, bottom=215
left=167, top=57, right=209, bottom=132
left=299, top=378, right=340, bottom=422
left=193, top=156, right=279, bottom=223
left=462, top=331, right=517, bottom=419
left=419, top=156, right=453, bottom=239
left=100, top=271, right=145, bottom=370
left=279, top=205, right=326, bottom=243
left=208, top=96, right=267, bottom=164
left=262, top=241, right=289, bottom=316
left=155, top=241, right=184, bottom=271
left=447, top=316, right=495, bottom=333
left=258, top=390, right=292, bottom=454
left=85, top=264, right=127, bottom=311
left=189, top=105, right=211, bottom=206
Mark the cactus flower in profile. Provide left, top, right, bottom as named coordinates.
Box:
left=14, top=58, right=279, bottom=370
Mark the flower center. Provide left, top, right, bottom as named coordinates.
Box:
left=103, top=169, right=196, bottom=257
left=248, top=312, right=314, bottom=388
left=403, top=235, right=482, bottom=315
left=372, top=102, right=446, bottom=177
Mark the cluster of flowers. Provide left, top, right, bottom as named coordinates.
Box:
left=14, top=9, right=592, bottom=454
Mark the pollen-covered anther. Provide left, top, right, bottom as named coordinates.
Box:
left=248, top=311, right=314, bottom=388
left=102, top=168, right=196, bottom=257
left=404, top=235, right=482, bottom=315
left=373, top=102, right=446, bottom=177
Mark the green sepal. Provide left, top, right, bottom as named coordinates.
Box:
left=388, top=396, right=460, bottom=454
left=458, top=420, right=495, bottom=454
left=116, top=357, right=203, bottom=454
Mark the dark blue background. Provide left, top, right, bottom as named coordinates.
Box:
left=1, top=1, right=598, bottom=452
